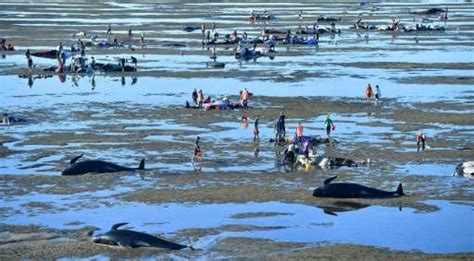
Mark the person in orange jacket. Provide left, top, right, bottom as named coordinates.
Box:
left=365, top=83, right=373, bottom=101
left=296, top=121, right=304, bottom=145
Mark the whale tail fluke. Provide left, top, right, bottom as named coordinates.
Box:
left=138, top=159, right=145, bottom=170
left=396, top=183, right=404, bottom=196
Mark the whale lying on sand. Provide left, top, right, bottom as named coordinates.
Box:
left=453, top=161, right=474, bottom=178
left=62, top=154, right=145, bottom=175
left=313, top=176, right=404, bottom=198
left=92, top=223, right=192, bottom=250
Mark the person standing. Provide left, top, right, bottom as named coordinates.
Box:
left=201, top=23, right=206, bottom=37
left=375, top=85, right=381, bottom=101
left=192, top=89, right=198, bottom=105
left=27, top=56, right=33, bottom=71
left=120, top=57, right=126, bottom=73
left=131, top=56, right=138, bottom=71
left=240, top=88, right=250, bottom=109
left=57, top=42, right=63, bottom=61
left=365, top=83, right=373, bottom=101
left=275, top=112, right=286, bottom=145
left=324, top=115, right=335, bottom=137
left=296, top=121, right=304, bottom=145
left=107, top=24, right=112, bottom=34
left=193, top=136, right=203, bottom=161
left=197, top=89, right=204, bottom=108
left=253, top=116, right=260, bottom=142
left=416, top=132, right=427, bottom=152
left=441, top=8, right=448, bottom=22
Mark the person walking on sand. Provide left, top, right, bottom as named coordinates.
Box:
left=193, top=136, right=203, bottom=161
left=253, top=116, right=260, bottom=142
left=324, top=115, right=335, bottom=137
left=275, top=112, right=286, bottom=145
left=365, top=83, right=373, bottom=101
left=296, top=121, right=304, bottom=145
left=416, top=132, right=427, bottom=152
left=240, top=87, right=250, bottom=109
left=375, top=84, right=381, bottom=101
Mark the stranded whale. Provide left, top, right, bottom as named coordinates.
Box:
left=92, top=223, right=192, bottom=250
left=62, top=154, right=145, bottom=175
left=313, top=176, right=404, bottom=198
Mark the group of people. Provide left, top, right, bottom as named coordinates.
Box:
left=191, top=89, right=206, bottom=108
left=190, top=88, right=250, bottom=110
left=365, top=83, right=381, bottom=102
left=191, top=87, right=428, bottom=164
left=0, top=38, right=15, bottom=51
left=274, top=112, right=335, bottom=144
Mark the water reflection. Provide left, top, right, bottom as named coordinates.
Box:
left=18, top=73, right=140, bottom=88
left=320, top=201, right=371, bottom=216
left=0, top=195, right=471, bottom=253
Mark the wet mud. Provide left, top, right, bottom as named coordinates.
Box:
left=0, top=0, right=473, bottom=259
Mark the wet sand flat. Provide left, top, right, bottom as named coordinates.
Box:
left=0, top=0, right=473, bottom=259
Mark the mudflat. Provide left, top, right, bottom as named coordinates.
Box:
left=0, top=0, right=473, bottom=259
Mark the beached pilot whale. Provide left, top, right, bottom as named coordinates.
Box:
left=409, top=7, right=445, bottom=15
left=62, top=154, right=145, bottom=175
left=92, top=223, right=193, bottom=250
left=453, top=161, right=474, bottom=178
left=313, top=176, right=405, bottom=198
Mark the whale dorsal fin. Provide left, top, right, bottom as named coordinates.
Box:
left=324, top=176, right=338, bottom=185
left=111, top=222, right=128, bottom=230
left=70, top=154, right=84, bottom=165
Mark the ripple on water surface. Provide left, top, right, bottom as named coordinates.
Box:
left=1, top=193, right=472, bottom=254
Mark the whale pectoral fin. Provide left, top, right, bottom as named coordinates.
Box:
left=111, top=222, right=128, bottom=230
left=324, top=176, right=338, bottom=185
left=117, top=241, right=132, bottom=248
left=133, top=241, right=151, bottom=248
left=70, top=154, right=84, bottom=165
left=323, top=209, right=338, bottom=216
